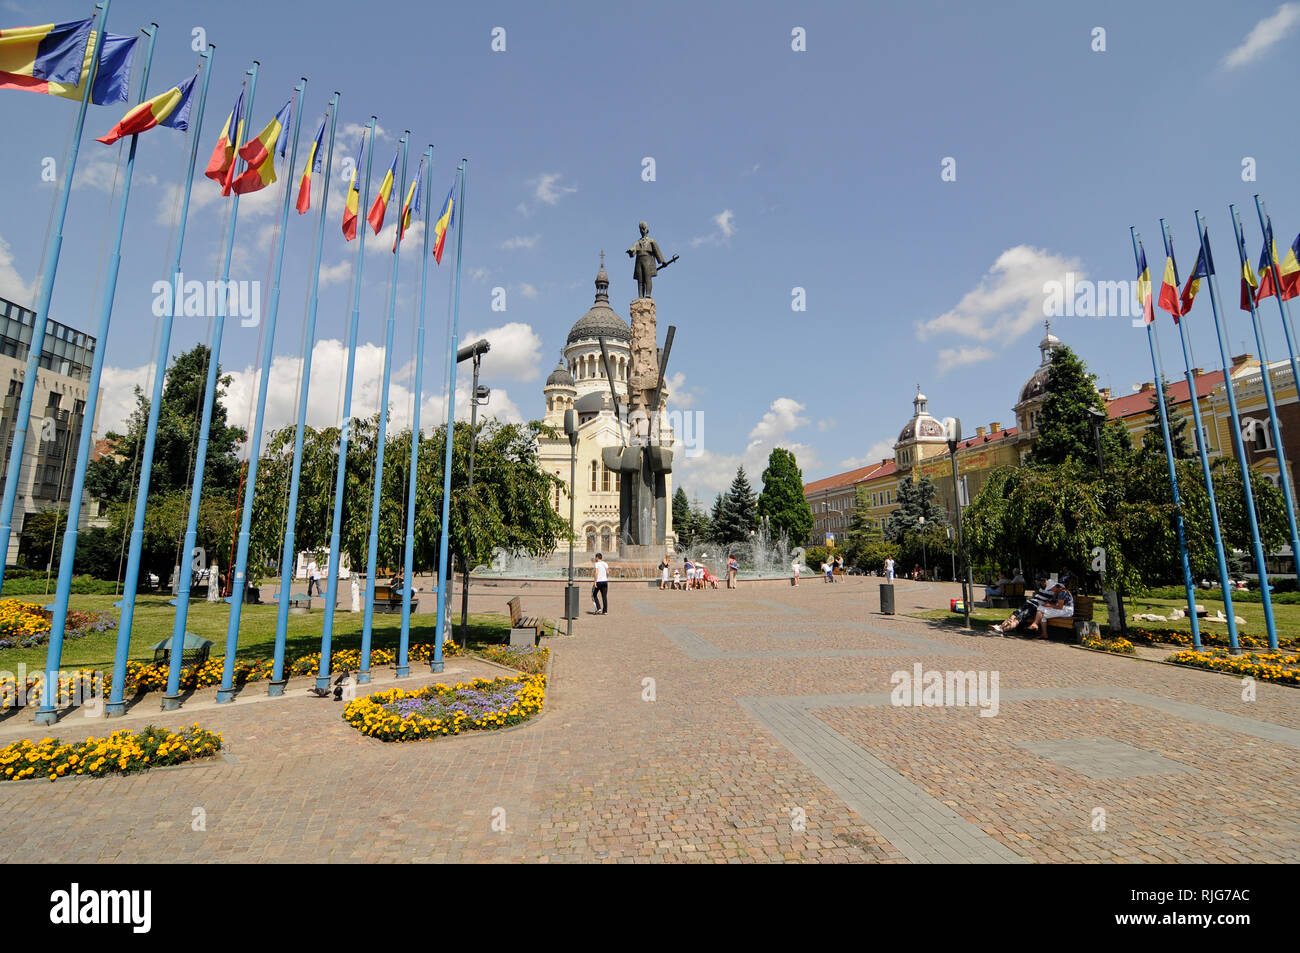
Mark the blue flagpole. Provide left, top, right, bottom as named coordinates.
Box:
left=160, top=60, right=254, bottom=712
left=1130, top=227, right=1201, bottom=650
left=269, top=93, right=339, bottom=694
left=317, top=116, right=376, bottom=692
left=1196, top=211, right=1276, bottom=651
left=398, top=146, right=434, bottom=677
left=215, top=79, right=308, bottom=703
left=34, top=22, right=157, bottom=725
left=1234, top=203, right=1298, bottom=650
left=0, top=0, right=111, bottom=596
left=433, top=161, right=466, bottom=672
left=1255, top=197, right=1300, bottom=486
left=1160, top=219, right=1239, bottom=650
left=358, top=132, right=409, bottom=684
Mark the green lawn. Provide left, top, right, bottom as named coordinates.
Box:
left=0, top=594, right=518, bottom=673
left=912, top=592, right=1300, bottom=643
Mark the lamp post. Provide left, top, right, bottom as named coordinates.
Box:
left=564, top=408, right=579, bottom=634
left=456, top=338, right=490, bottom=646
left=944, top=417, right=972, bottom=629
left=918, top=515, right=927, bottom=578
left=947, top=525, right=955, bottom=583
left=1088, top=406, right=1128, bottom=638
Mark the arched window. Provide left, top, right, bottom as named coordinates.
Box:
left=601, top=527, right=613, bottom=553
left=585, top=527, right=596, bottom=550
left=601, top=465, right=610, bottom=492
left=590, top=460, right=598, bottom=491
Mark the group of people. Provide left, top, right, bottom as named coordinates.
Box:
left=988, top=572, right=1075, bottom=637
left=660, top=554, right=740, bottom=590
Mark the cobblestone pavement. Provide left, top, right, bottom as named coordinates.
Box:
left=1, top=578, right=1295, bottom=863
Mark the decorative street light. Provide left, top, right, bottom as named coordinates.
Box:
left=918, top=515, right=927, bottom=578
left=456, top=338, right=490, bottom=647
left=564, top=408, right=579, bottom=634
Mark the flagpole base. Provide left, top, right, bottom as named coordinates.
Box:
left=159, top=695, right=183, bottom=712
left=215, top=688, right=237, bottom=704
left=395, top=664, right=410, bottom=678
left=267, top=680, right=287, bottom=697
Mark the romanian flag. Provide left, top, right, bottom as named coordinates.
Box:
left=431, top=181, right=455, bottom=264
left=96, top=73, right=196, bottom=145
left=296, top=114, right=325, bottom=214
left=204, top=90, right=244, bottom=195
left=1241, top=249, right=1259, bottom=311
left=1136, top=244, right=1154, bottom=326
left=341, top=135, right=364, bottom=241
left=393, top=158, right=423, bottom=252
left=1158, top=255, right=1181, bottom=319
left=231, top=99, right=291, bottom=195
left=1179, top=238, right=1212, bottom=317
left=1280, top=233, right=1300, bottom=301
left=1255, top=233, right=1278, bottom=303
left=367, top=151, right=398, bottom=234
left=0, top=23, right=136, bottom=104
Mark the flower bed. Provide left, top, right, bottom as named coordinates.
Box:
left=474, top=644, right=549, bottom=674
left=1, top=724, right=222, bottom=782
left=0, top=600, right=117, bottom=650
left=1081, top=634, right=1135, bottom=654
left=343, top=674, right=547, bottom=742
left=1, top=641, right=464, bottom=707
left=1165, top=649, right=1300, bottom=685
left=1126, top=625, right=1297, bottom=651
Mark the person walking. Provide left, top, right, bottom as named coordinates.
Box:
left=593, top=553, right=610, bottom=614
left=885, top=556, right=895, bottom=581
left=727, top=554, right=739, bottom=589
left=792, top=557, right=801, bottom=587
left=306, top=555, right=320, bottom=599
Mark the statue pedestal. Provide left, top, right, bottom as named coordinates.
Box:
left=615, top=297, right=671, bottom=548
left=628, top=297, right=658, bottom=411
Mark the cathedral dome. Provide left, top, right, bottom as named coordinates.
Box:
left=546, top=361, right=575, bottom=387
left=897, top=388, right=946, bottom=443
left=567, top=255, right=630, bottom=346
left=1018, top=324, right=1062, bottom=406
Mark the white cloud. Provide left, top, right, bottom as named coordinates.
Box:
left=937, top=345, right=997, bottom=374
left=749, top=397, right=807, bottom=441
left=690, top=209, right=737, bottom=247
left=460, top=321, right=544, bottom=381
left=518, top=282, right=539, bottom=299
left=1222, top=2, right=1299, bottom=69
left=469, top=266, right=490, bottom=282
left=840, top=439, right=896, bottom=470
left=915, top=245, right=1083, bottom=342
left=340, top=121, right=388, bottom=144
left=72, top=154, right=157, bottom=193
left=95, top=363, right=155, bottom=436
left=318, top=260, right=352, bottom=287
left=532, top=173, right=577, bottom=205
left=664, top=371, right=696, bottom=409
left=500, top=234, right=540, bottom=250
left=0, top=232, right=35, bottom=307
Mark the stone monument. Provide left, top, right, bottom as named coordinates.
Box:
left=600, top=222, right=679, bottom=550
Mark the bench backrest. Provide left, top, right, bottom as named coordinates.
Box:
left=1074, top=595, right=1094, bottom=621
left=507, top=596, right=522, bottom=625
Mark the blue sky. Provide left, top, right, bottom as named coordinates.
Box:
left=2, top=0, right=1298, bottom=502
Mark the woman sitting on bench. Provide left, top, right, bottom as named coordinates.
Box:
left=989, top=575, right=1054, bottom=636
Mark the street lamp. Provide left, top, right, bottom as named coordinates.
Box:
left=564, top=408, right=579, bottom=634
left=456, top=338, right=490, bottom=646
left=943, top=417, right=972, bottom=629
left=918, top=515, right=927, bottom=578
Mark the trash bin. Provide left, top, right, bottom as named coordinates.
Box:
left=564, top=584, right=581, bottom=620
left=880, top=583, right=895, bottom=614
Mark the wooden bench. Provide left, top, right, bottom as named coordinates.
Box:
left=1046, top=594, right=1096, bottom=642
left=372, top=584, right=417, bottom=615
left=507, top=596, right=548, bottom=647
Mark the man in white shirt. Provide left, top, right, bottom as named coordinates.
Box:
left=884, top=557, right=895, bottom=581
left=306, top=556, right=320, bottom=598
left=593, top=553, right=610, bottom=614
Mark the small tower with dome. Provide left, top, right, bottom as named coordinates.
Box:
left=894, top=385, right=949, bottom=470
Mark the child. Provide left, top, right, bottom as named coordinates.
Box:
left=672, top=568, right=682, bottom=590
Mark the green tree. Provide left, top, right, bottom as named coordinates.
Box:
left=1135, top=377, right=1193, bottom=462
left=86, top=344, right=246, bottom=505
left=756, top=448, right=814, bottom=545
left=844, top=487, right=898, bottom=572
left=712, top=467, right=758, bottom=545
left=672, top=487, right=695, bottom=550
left=1031, top=344, right=1131, bottom=470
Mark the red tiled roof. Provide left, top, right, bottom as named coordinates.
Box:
left=804, top=427, right=1017, bottom=496
left=804, top=462, right=888, bottom=495
left=1106, top=370, right=1224, bottom=420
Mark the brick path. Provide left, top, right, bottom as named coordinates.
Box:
left=1, top=577, right=1295, bottom=863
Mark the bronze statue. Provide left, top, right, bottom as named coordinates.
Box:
left=626, top=221, right=677, bottom=299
